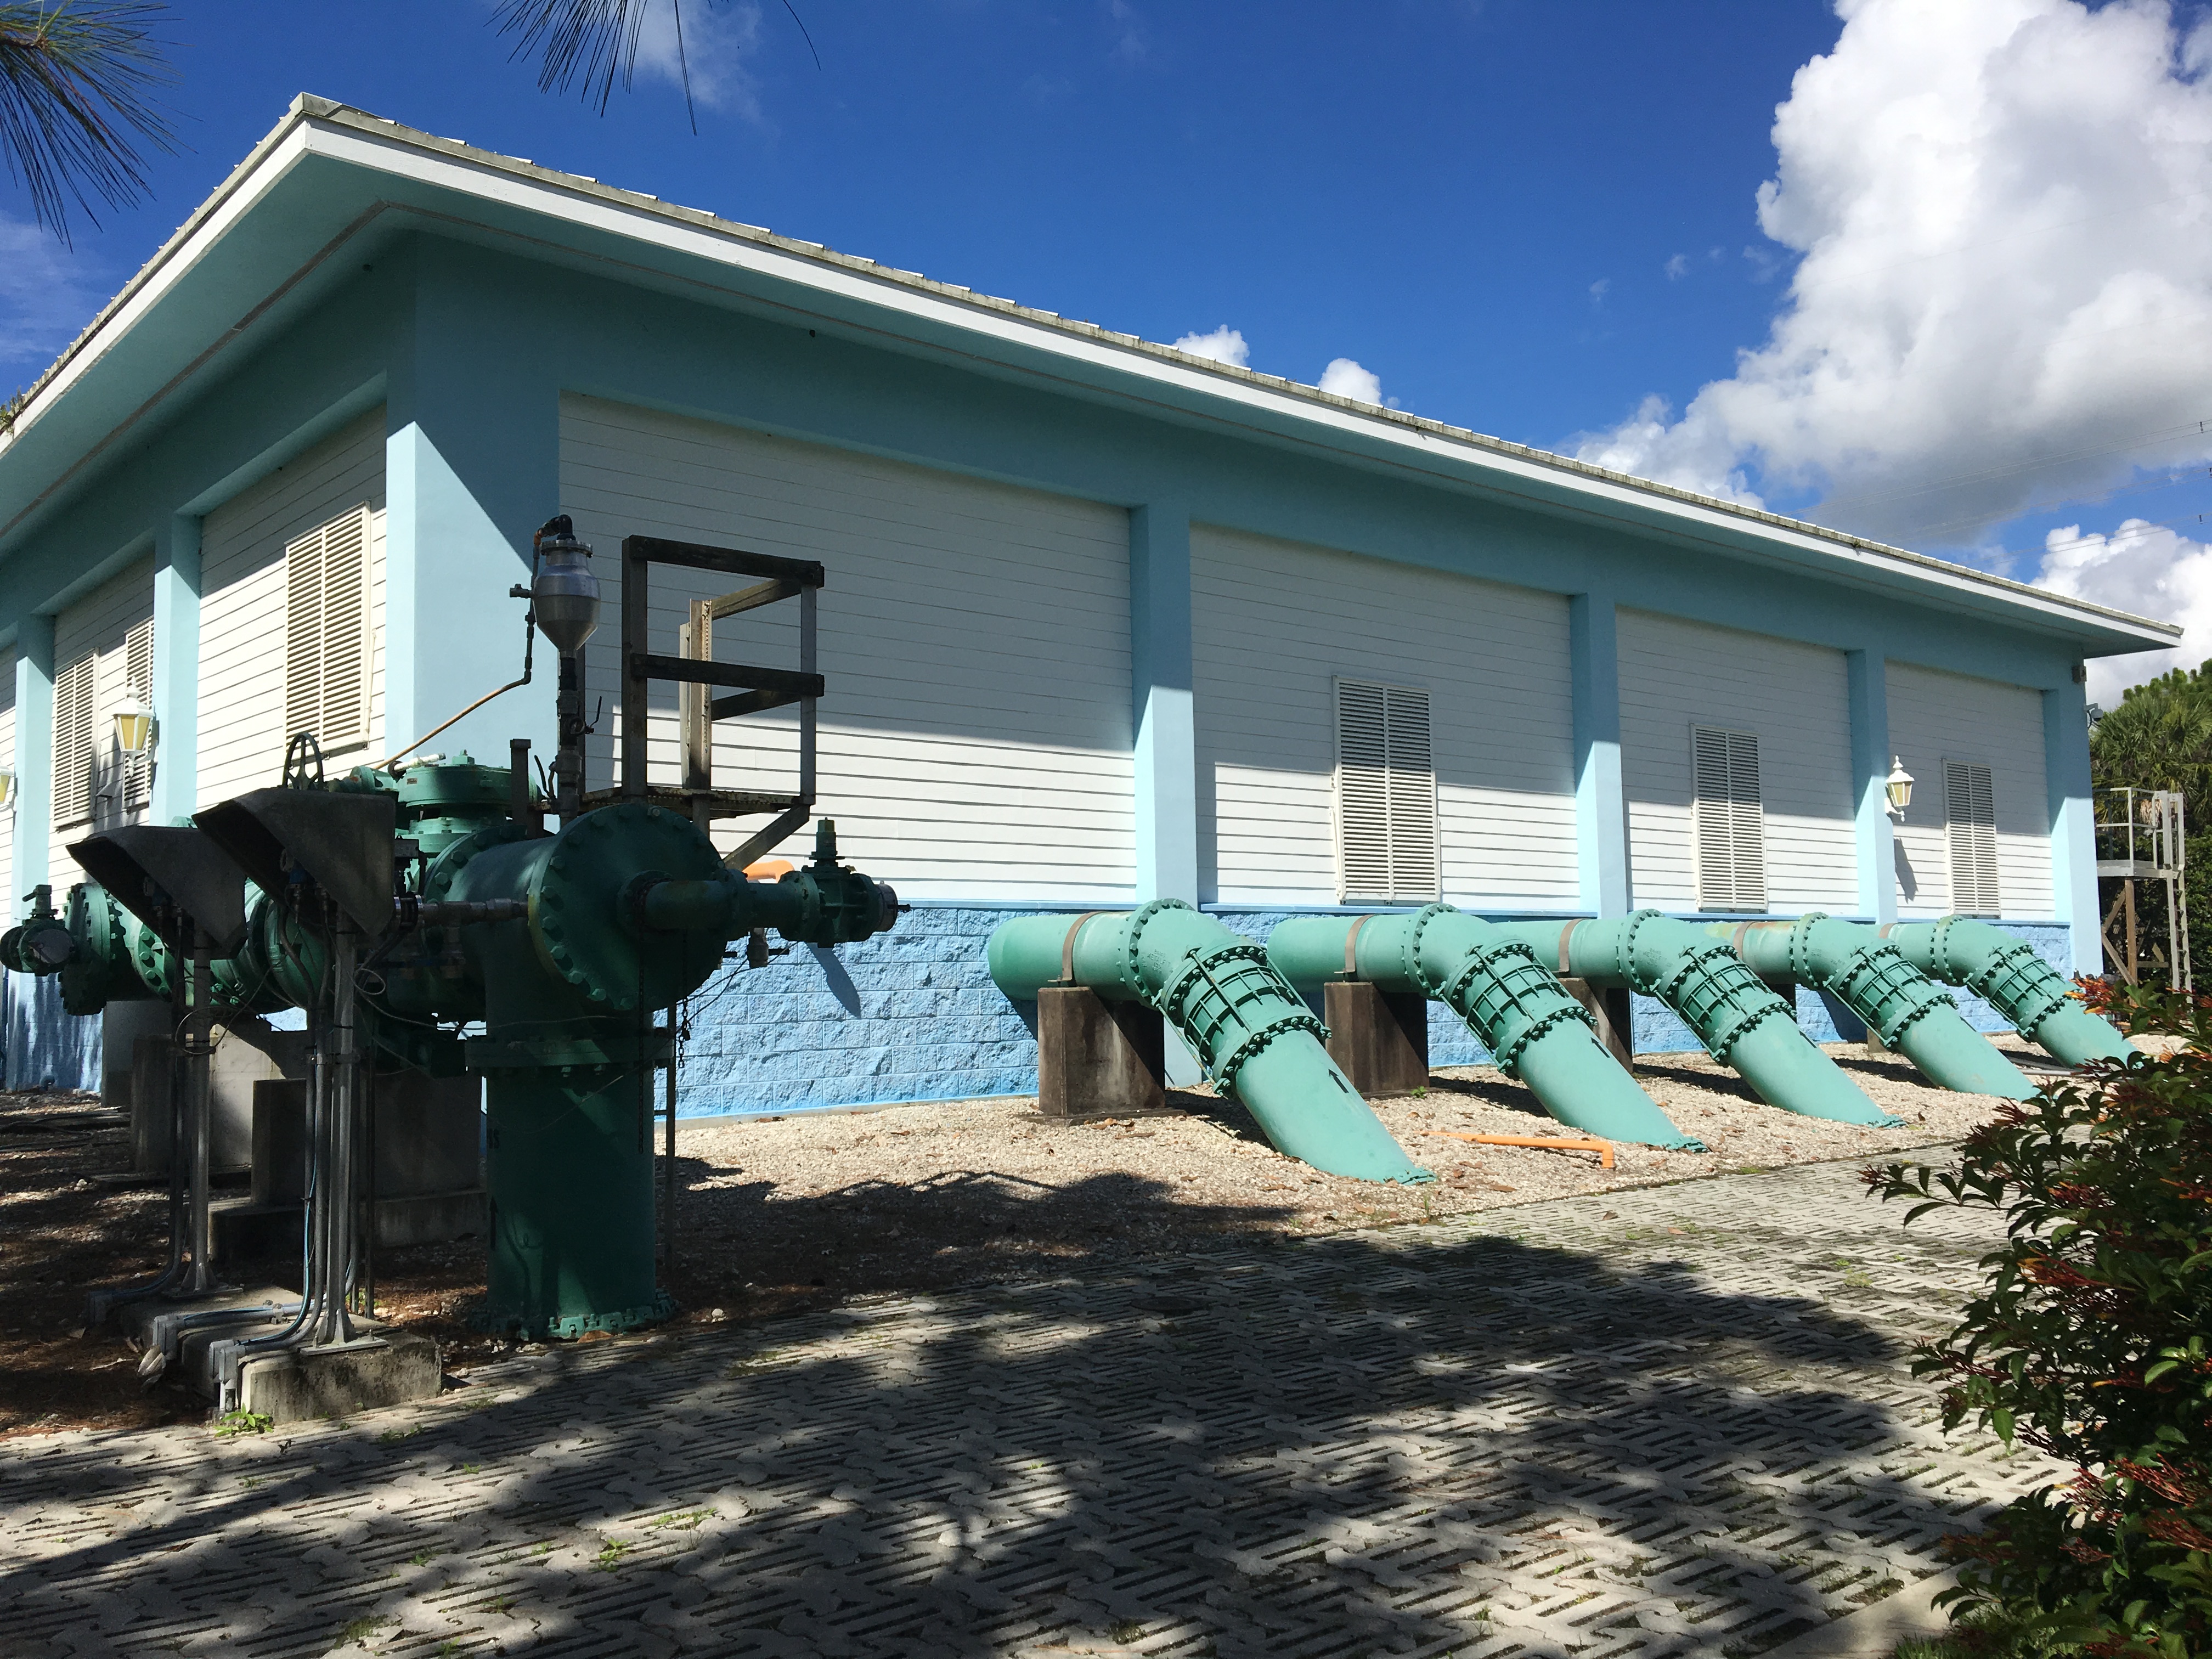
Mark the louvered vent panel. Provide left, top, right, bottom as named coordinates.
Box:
left=1945, top=760, right=2001, bottom=916
left=1335, top=678, right=1439, bottom=904
left=1693, top=725, right=1765, bottom=912
left=123, top=616, right=154, bottom=809
left=284, top=520, right=324, bottom=742
left=318, top=509, right=368, bottom=746
left=283, top=506, right=371, bottom=751
left=1384, top=685, right=1439, bottom=901
left=53, top=656, right=96, bottom=827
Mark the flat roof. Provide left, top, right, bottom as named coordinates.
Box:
left=0, top=94, right=2179, bottom=656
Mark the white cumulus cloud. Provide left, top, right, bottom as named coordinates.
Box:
left=1318, top=357, right=1383, bottom=404
left=1568, top=0, right=2212, bottom=696
left=633, top=0, right=764, bottom=122
left=1171, top=325, right=1249, bottom=367
left=2036, top=518, right=2212, bottom=704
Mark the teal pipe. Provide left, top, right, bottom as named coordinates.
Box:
left=1494, top=913, right=1900, bottom=1127
left=988, top=902, right=1432, bottom=1184
left=1711, top=915, right=2036, bottom=1101
left=1882, top=915, right=2138, bottom=1067
left=1266, top=907, right=1705, bottom=1150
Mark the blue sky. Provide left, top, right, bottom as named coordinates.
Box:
left=6, top=1, right=2211, bottom=694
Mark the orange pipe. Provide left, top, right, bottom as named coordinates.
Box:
left=1424, top=1130, right=1615, bottom=1169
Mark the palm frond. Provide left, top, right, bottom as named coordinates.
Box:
left=0, top=1, right=176, bottom=243
left=491, top=0, right=655, bottom=114
left=492, top=0, right=817, bottom=123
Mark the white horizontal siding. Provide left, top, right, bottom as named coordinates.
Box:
left=1190, top=526, right=1577, bottom=909
left=1887, top=661, right=2052, bottom=919
left=560, top=396, right=1134, bottom=900
left=1618, top=610, right=1858, bottom=914
left=50, top=558, right=157, bottom=889
left=199, top=410, right=386, bottom=807
left=0, top=646, right=15, bottom=910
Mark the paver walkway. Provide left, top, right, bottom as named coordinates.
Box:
left=2, top=1156, right=2052, bottom=1658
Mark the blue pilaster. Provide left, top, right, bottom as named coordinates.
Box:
left=1131, top=500, right=1197, bottom=905
left=1130, top=500, right=1201, bottom=1083
left=1846, top=647, right=1897, bottom=923
left=383, top=241, right=560, bottom=768
left=1568, top=591, right=1628, bottom=916
left=149, top=515, right=200, bottom=823
left=2045, top=678, right=2099, bottom=974
left=14, top=613, right=52, bottom=915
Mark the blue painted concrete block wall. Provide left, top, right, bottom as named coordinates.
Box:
left=4, top=972, right=99, bottom=1092
left=668, top=910, right=2080, bottom=1119
left=2, top=911, right=2081, bottom=1109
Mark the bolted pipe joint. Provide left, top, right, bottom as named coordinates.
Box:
left=635, top=820, right=898, bottom=949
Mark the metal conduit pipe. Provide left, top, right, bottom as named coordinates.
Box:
left=988, top=901, right=1433, bottom=1184
left=1265, top=907, right=1706, bottom=1150
left=1709, top=915, right=2038, bottom=1100
left=1880, top=915, right=2139, bottom=1068
left=1491, top=913, right=1901, bottom=1126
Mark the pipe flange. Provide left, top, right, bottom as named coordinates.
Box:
left=527, top=803, right=725, bottom=1012
left=1617, top=909, right=1666, bottom=996
left=1494, top=1002, right=1589, bottom=1077
left=1402, top=902, right=1459, bottom=998
left=1122, top=897, right=1195, bottom=990
left=1211, top=1009, right=1329, bottom=1094
left=1928, top=914, right=1962, bottom=981
left=1787, top=911, right=1830, bottom=985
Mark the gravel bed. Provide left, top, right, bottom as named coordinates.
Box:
left=666, top=1038, right=2032, bottom=1244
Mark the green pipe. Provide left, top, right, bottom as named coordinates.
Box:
left=988, top=902, right=1432, bottom=1184
left=1710, top=915, right=2036, bottom=1101
left=1882, top=915, right=2138, bottom=1068
left=1266, top=907, right=1705, bottom=1150
left=1494, top=913, right=1900, bottom=1127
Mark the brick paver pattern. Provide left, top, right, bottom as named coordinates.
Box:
left=1, top=1156, right=2054, bottom=1657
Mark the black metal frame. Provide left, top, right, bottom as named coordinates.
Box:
left=615, top=536, right=825, bottom=870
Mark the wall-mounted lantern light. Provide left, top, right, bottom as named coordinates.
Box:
left=112, top=694, right=155, bottom=757
left=0, top=768, right=16, bottom=810
left=1884, top=757, right=1914, bottom=820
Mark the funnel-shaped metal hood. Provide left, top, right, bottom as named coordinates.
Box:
left=194, top=787, right=396, bottom=939
left=67, top=826, right=252, bottom=955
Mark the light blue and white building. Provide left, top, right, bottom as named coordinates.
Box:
left=0, top=97, right=2175, bottom=1105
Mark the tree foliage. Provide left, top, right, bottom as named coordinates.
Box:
left=2092, top=664, right=2212, bottom=831
left=0, top=1, right=173, bottom=242
left=1867, top=981, right=2212, bottom=1656
left=2090, top=664, right=2212, bottom=985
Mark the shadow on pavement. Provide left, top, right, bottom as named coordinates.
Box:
left=8, top=1163, right=1982, bottom=1659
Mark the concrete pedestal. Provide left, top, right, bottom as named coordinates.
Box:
left=1323, top=980, right=1430, bottom=1098
left=212, top=1069, right=485, bottom=1259
left=130, top=1018, right=308, bottom=1176
left=100, top=1002, right=171, bottom=1115
left=1560, top=977, right=1635, bottom=1071
left=117, top=1285, right=442, bottom=1423
left=1036, top=985, right=1165, bottom=1119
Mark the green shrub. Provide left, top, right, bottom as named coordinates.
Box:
left=1867, top=979, right=2212, bottom=1658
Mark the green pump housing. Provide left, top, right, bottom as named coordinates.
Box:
left=6, top=755, right=899, bottom=1339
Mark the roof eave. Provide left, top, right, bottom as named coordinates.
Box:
left=0, top=95, right=2181, bottom=658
